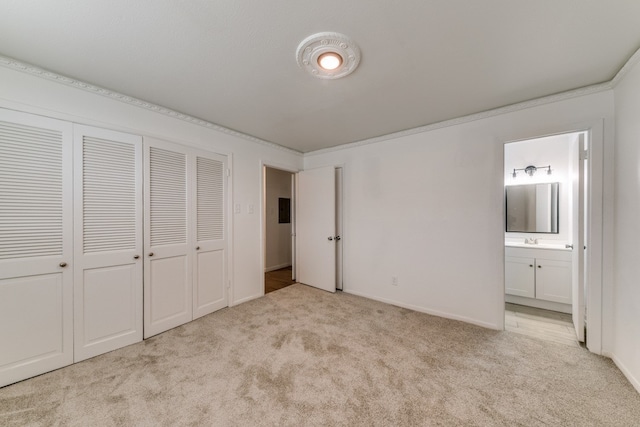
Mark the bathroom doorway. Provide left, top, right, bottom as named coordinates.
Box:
left=503, top=130, right=588, bottom=346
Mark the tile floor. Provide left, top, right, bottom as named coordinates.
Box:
left=505, top=303, right=580, bottom=347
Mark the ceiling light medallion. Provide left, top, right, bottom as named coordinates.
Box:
left=296, top=32, right=361, bottom=79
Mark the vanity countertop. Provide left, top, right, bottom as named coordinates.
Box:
left=505, top=242, right=571, bottom=251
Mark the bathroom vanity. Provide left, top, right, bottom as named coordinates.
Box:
left=505, top=244, right=572, bottom=313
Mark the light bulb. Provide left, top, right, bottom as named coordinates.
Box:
left=317, top=52, right=343, bottom=71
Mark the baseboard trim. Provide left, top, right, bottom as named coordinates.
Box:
left=605, top=352, right=640, bottom=394
left=343, top=289, right=501, bottom=331
left=231, top=294, right=261, bottom=306
left=505, top=295, right=572, bottom=314
left=264, top=263, right=292, bottom=273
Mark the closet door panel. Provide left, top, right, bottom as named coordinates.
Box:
left=0, top=109, right=73, bottom=387
left=73, top=125, right=143, bottom=362
left=144, top=139, right=192, bottom=338
left=193, top=153, right=228, bottom=319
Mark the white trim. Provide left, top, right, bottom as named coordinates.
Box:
left=3, top=46, right=639, bottom=157
left=610, top=47, right=640, bottom=88
left=0, top=54, right=301, bottom=156
left=605, top=352, right=640, bottom=394
left=344, top=289, right=501, bottom=330
left=501, top=120, right=606, bottom=355
left=306, top=83, right=610, bottom=156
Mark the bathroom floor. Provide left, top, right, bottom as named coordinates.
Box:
left=265, top=266, right=296, bottom=294
left=505, top=303, right=580, bottom=347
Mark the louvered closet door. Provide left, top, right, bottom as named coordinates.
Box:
left=144, top=138, right=192, bottom=338
left=73, top=125, right=143, bottom=362
left=0, top=109, right=73, bottom=387
left=192, top=151, right=228, bottom=319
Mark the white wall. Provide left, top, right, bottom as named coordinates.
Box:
left=612, top=59, right=640, bottom=392
left=305, top=91, right=614, bottom=330
left=504, top=133, right=574, bottom=244
left=0, top=66, right=303, bottom=306
left=265, top=167, right=292, bottom=271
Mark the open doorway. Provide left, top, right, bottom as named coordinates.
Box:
left=503, top=131, right=588, bottom=347
left=264, top=166, right=296, bottom=294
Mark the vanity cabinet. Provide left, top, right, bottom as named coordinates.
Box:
left=505, top=247, right=572, bottom=305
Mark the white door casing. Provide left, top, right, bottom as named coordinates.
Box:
left=192, top=151, right=228, bottom=319
left=0, top=109, right=73, bottom=387
left=297, top=166, right=336, bottom=293
left=572, top=134, right=586, bottom=342
left=73, top=125, right=143, bottom=361
left=144, top=139, right=192, bottom=338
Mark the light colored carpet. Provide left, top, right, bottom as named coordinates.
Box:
left=1, top=284, right=639, bottom=426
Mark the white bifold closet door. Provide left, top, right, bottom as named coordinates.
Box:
left=192, top=150, right=228, bottom=319
left=73, top=125, right=143, bottom=362
left=144, top=139, right=192, bottom=338
left=144, top=139, right=228, bottom=338
left=0, top=109, right=74, bottom=387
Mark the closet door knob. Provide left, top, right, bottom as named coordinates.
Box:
left=133, top=255, right=140, bottom=259
left=538, top=265, right=541, bottom=268
left=148, top=252, right=154, bottom=257
left=327, top=236, right=333, bottom=241
left=529, top=264, right=533, bottom=267
left=196, top=246, right=200, bottom=250
left=59, top=262, right=67, bottom=267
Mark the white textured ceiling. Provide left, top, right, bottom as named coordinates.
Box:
left=1, top=1, right=639, bottom=153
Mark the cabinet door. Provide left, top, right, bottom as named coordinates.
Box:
left=192, top=152, right=228, bottom=319
left=144, top=139, right=192, bottom=338
left=0, top=109, right=73, bottom=387
left=73, top=125, right=143, bottom=362
left=505, top=256, right=535, bottom=298
left=536, top=259, right=572, bottom=304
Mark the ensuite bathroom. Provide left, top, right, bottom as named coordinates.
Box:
left=504, top=131, right=587, bottom=346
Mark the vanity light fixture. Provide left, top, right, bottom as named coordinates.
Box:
left=296, top=32, right=361, bottom=79
left=512, top=165, right=552, bottom=178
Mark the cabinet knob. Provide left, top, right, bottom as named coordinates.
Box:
left=538, top=265, right=542, bottom=268
left=148, top=252, right=154, bottom=257
left=529, top=264, right=533, bottom=267
left=133, top=255, right=140, bottom=259
left=59, top=262, right=67, bottom=267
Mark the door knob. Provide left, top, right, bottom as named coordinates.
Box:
left=133, top=255, right=140, bottom=259
left=335, top=236, right=341, bottom=241
left=148, top=252, right=154, bottom=257
left=529, top=264, right=533, bottom=267
left=538, top=265, right=541, bottom=268
left=327, top=236, right=333, bottom=241
left=196, top=246, right=200, bottom=250
left=59, top=262, right=67, bottom=267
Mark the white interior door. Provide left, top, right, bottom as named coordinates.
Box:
left=73, top=125, right=143, bottom=361
left=144, top=139, right=192, bottom=338
left=297, top=166, right=336, bottom=293
left=192, top=151, right=228, bottom=319
left=0, top=109, right=73, bottom=387
left=572, top=134, right=586, bottom=342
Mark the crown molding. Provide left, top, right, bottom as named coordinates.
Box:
left=305, top=81, right=612, bottom=157
left=610, top=46, right=640, bottom=88
left=307, top=47, right=640, bottom=157
left=0, top=54, right=302, bottom=156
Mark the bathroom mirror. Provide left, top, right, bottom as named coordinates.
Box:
left=505, top=182, right=559, bottom=233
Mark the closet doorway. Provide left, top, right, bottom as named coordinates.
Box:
left=263, top=166, right=296, bottom=294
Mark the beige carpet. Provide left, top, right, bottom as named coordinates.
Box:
left=1, top=284, right=639, bottom=426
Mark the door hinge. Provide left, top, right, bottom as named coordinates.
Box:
left=580, top=150, right=588, bottom=161
left=227, top=280, right=231, bottom=290
left=226, top=169, right=231, bottom=177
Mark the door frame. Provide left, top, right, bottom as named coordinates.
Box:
left=502, top=119, right=607, bottom=354
left=260, top=162, right=300, bottom=296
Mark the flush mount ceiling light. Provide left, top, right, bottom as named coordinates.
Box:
left=296, top=32, right=361, bottom=79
